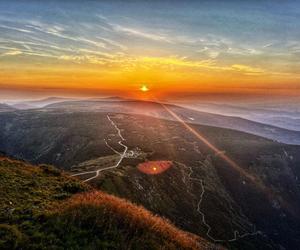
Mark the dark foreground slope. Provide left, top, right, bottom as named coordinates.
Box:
left=0, top=157, right=217, bottom=250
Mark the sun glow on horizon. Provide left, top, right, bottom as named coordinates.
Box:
left=0, top=1, right=299, bottom=97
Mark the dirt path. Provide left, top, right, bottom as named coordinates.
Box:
left=71, top=114, right=128, bottom=182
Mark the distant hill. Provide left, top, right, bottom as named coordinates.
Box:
left=87, top=96, right=130, bottom=102
left=12, top=97, right=77, bottom=109
left=45, top=99, right=300, bottom=144
left=0, top=157, right=215, bottom=249
left=178, top=102, right=300, bottom=131
left=0, top=103, right=15, bottom=112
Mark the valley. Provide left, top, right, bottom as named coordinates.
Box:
left=0, top=102, right=299, bottom=249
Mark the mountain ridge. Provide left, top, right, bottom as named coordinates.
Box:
left=43, top=99, right=300, bottom=144
left=0, top=103, right=16, bottom=112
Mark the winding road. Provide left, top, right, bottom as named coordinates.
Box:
left=182, top=160, right=260, bottom=243
left=71, top=114, right=128, bottom=183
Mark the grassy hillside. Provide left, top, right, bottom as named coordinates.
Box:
left=0, top=157, right=217, bottom=250
left=0, top=111, right=299, bottom=248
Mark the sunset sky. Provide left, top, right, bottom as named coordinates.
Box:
left=0, top=0, right=300, bottom=98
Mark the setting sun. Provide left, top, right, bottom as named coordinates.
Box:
left=140, top=85, right=149, bottom=92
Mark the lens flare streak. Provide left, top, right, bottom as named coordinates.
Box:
left=138, top=161, right=172, bottom=175
left=160, top=103, right=256, bottom=182
left=159, top=102, right=296, bottom=216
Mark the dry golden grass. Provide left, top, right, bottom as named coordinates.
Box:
left=55, top=191, right=222, bottom=250
left=0, top=156, right=222, bottom=249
